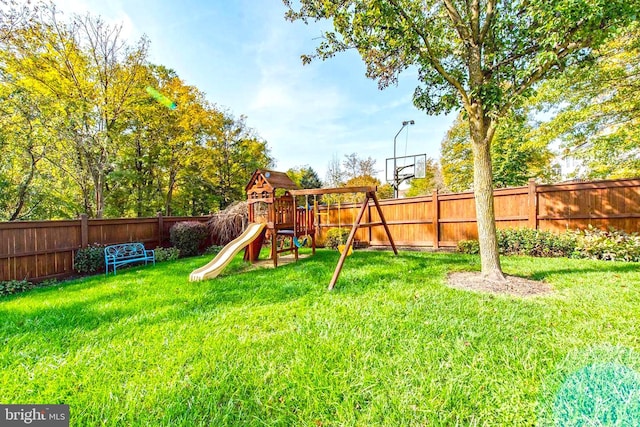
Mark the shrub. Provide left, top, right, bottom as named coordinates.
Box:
left=75, top=244, right=105, bottom=273
left=0, top=279, right=34, bottom=297
left=325, top=228, right=350, bottom=250
left=39, top=279, right=59, bottom=288
left=456, top=226, right=640, bottom=262
left=457, top=240, right=480, bottom=254
left=497, top=228, right=576, bottom=258
left=572, top=226, right=640, bottom=262
left=204, top=245, right=223, bottom=255
left=170, top=221, right=209, bottom=257
left=154, top=246, right=180, bottom=262
left=208, top=202, right=247, bottom=245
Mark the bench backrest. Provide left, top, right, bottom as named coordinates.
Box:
left=104, top=243, right=147, bottom=258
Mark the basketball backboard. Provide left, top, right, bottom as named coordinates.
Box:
left=386, top=153, right=427, bottom=182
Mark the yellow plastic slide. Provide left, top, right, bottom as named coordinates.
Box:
left=189, top=222, right=266, bottom=281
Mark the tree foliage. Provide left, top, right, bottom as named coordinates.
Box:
left=287, top=165, right=322, bottom=189
left=0, top=4, right=272, bottom=220
left=441, top=113, right=558, bottom=192
left=285, top=0, right=638, bottom=279
left=531, top=23, right=640, bottom=179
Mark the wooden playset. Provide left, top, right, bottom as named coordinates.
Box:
left=191, top=169, right=396, bottom=288
left=244, top=169, right=316, bottom=267
left=244, top=169, right=397, bottom=289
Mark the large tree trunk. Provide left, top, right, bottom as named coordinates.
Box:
left=469, top=115, right=505, bottom=281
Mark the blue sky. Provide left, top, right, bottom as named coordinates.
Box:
left=56, top=0, right=455, bottom=181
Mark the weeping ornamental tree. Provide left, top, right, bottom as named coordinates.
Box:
left=285, top=0, right=639, bottom=280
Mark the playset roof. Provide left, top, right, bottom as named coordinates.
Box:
left=245, top=169, right=300, bottom=193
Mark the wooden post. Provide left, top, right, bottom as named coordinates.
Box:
left=367, top=202, right=372, bottom=244
left=528, top=178, right=537, bottom=230
left=329, top=193, right=370, bottom=290
left=432, top=190, right=440, bottom=248
left=157, top=212, right=164, bottom=247
left=80, top=214, right=88, bottom=248
left=370, top=192, right=397, bottom=255
left=328, top=192, right=398, bottom=290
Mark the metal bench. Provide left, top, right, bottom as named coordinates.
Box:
left=104, top=243, right=155, bottom=275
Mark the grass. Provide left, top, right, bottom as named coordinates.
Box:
left=1, top=249, right=639, bottom=426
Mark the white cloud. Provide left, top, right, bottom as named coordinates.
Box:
left=52, top=0, right=138, bottom=41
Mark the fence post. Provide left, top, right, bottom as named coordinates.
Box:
left=80, top=214, right=88, bottom=248
left=528, top=179, right=537, bottom=230
left=157, top=212, right=164, bottom=246
left=432, top=190, right=440, bottom=248
left=367, top=201, right=372, bottom=244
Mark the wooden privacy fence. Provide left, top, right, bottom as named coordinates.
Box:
left=2, top=177, right=639, bottom=283
left=0, top=213, right=209, bottom=282
left=317, top=177, right=640, bottom=248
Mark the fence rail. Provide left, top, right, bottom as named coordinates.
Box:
left=317, top=177, right=640, bottom=248
left=0, top=214, right=209, bottom=282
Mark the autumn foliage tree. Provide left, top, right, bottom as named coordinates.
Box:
left=0, top=4, right=272, bottom=220
left=440, top=113, right=558, bottom=192
left=285, top=0, right=639, bottom=280
left=531, top=23, right=640, bottom=179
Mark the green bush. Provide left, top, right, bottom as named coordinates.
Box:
left=456, top=226, right=640, bottom=262
left=204, top=245, right=223, bottom=255
left=572, top=226, right=640, bottom=262
left=457, top=240, right=480, bottom=254
left=0, top=279, right=34, bottom=296
left=154, top=246, right=180, bottom=262
left=170, top=221, right=209, bottom=257
left=74, top=244, right=105, bottom=273
left=497, top=228, right=576, bottom=258
left=325, top=228, right=350, bottom=250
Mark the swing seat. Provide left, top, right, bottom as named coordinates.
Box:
left=293, top=236, right=309, bottom=248
left=338, top=244, right=353, bottom=256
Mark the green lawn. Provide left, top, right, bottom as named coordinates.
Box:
left=1, top=250, right=639, bottom=426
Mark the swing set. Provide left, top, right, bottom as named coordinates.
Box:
left=289, top=186, right=397, bottom=290
left=244, top=169, right=397, bottom=290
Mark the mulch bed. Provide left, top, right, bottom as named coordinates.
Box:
left=447, top=272, right=553, bottom=297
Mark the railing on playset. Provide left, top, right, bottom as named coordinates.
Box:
left=272, top=196, right=314, bottom=234
left=295, top=204, right=315, bottom=235
left=272, top=196, right=295, bottom=230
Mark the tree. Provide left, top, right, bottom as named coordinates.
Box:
left=287, top=165, right=322, bottom=189
left=325, top=154, right=344, bottom=187
left=285, top=0, right=638, bottom=280
left=440, top=115, right=475, bottom=192
left=342, top=153, right=378, bottom=180
left=441, top=113, right=557, bottom=192
left=1, top=6, right=271, bottom=220
left=206, top=113, right=272, bottom=211
left=0, top=0, right=38, bottom=42
left=4, top=6, right=149, bottom=218
left=405, top=158, right=441, bottom=197
left=342, top=175, right=386, bottom=203
left=531, top=23, right=640, bottom=179
left=0, top=84, right=58, bottom=220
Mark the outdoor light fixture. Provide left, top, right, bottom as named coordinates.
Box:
left=393, top=120, right=415, bottom=198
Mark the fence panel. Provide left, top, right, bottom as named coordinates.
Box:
left=0, top=215, right=209, bottom=282
left=370, top=197, right=434, bottom=246
left=0, top=220, right=81, bottom=282
left=537, top=179, right=640, bottom=233
left=2, top=178, right=639, bottom=282
left=319, top=178, right=640, bottom=248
